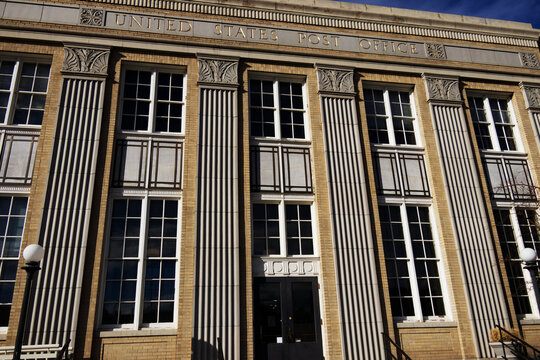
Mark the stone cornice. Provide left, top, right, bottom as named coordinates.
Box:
left=77, top=0, right=539, bottom=48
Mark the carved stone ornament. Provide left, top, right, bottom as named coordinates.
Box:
left=317, top=67, right=354, bottom=94
left=198, top=58, right=238, bottom=85
left=80, top=8, right=104, bottom=26
left=425, top=43, right=446, bottom=59
left=522, top=85, right=540, bottom=109
left=62, top=47, right=110, bottom=75
left=424, top=76, right=461, bottom=102
left=520, top=52, right=540, bottom=69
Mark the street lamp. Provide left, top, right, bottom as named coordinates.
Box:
left=520, top=247, right=540, bottom=315
left=13, top=244, right=44, bottom=360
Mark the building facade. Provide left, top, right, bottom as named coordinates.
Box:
left=0, top=0, right=539, bottom=359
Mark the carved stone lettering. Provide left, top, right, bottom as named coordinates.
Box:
left=62, top=47, right=110, bottom=75
left=317, top=67, right=354, bottom=94
left=520, top=52, right=540, bottom=69
left=522, top=85, right=540, bottom=109
left=425, top=43, right=446, bottom=59
left=80, top=8, right=105, bottom=27
left=424, top=76, right=461, bottom=102
left=198, top=58, right=238, bottom=85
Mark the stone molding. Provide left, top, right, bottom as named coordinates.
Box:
left=79, top=0, right=538, bottom=48
left=316, top=67, right=354, bottom=94
left=62, top=46, right=110, bottom=75
left=198, top=57, right=238, bottom=86
left=520, top=52, right=540, bottom=69
left=253, top=258, right=320, bottom=276
left=425, top=43, right=446, bottom=59
left=521, top=84, right=540, bottom=110
left=80, top=7, right=104, bottom=27
left=423, top=75, right=461, bottom=102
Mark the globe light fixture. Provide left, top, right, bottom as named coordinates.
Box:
left=22, top=244, right=44, bottom=263
left=13, top=244, right=44, bottom=360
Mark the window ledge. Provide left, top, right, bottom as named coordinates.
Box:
left=520, top=319, right=540, bottom=325
left=396, top=321, right=457, bottom=329
left=99, top=328, right=177, bottom=338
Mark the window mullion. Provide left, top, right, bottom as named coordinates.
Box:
left=135, top=198, right=149, bottom=328
left=483, top=97, right=501, bottom=152
left=274, top=80, right=281, bottom=140
left=149, top=70, right=157, bottom=132
left=400, top=205, right=423, bottom=320
left=5, top=61, right=21, bottom=125
left=383, top=89, right=396, bottom=145
left=279, top=201, right=287, bottom=256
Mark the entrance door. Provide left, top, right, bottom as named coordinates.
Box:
left=253, top=277, right=323, bottom=360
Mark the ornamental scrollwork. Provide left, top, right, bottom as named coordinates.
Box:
left=317, top=67, right=354, bottom=94
left=198, top=58, right=238, bottom=85
left=80, top=8, right=104, bottom=27
left=522, top=85, right=540, bottom=109
left=62, top=47, right=110, bottom=75
left=424, top=76, right=461, bottom=102
left=425, top=43, right=446, bottom=60
left=520, top=52, right=540, bottom=69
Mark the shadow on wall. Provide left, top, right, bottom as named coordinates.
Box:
left=192, top=337, right=225, bottom=360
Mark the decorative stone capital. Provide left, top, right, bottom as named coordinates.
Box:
left=423, top=75, right=461, bottom=102
left=316, top=66, right=354, bottom=94
left=520, top=52, right=540, bottom=69
left=62, top=46, right=110, bottom=75
left=520, top=83, right=540, bottom=110
left=425, top=43, right=446, bottom=59
left=80, top=8, right=104, bottom=27
left=198, top=57, right=238, bottom=86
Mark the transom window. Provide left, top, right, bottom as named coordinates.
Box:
left=120, top=69, right=185, bottom=133
left=494, top=208, right=540, bottom=318
left=0, top=60, right=50, bottom=126
left=101, top=198, right=179, bottom=327
left=252, top=202, right=314, bottom=257
left=364, top=88, right=417, bottom=146
left=468, top=96, right=518, bottom=152
left=379, top=204, right=447, bottom=321
left=0, top=196, right=28, bottom=327
left=249, top=79, right=307, bottom=139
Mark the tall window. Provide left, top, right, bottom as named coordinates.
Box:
left=494, top=208, right=540, bottom=318
left=249, top=79, right=307, bottom=140
left=113, top=67, right=185, bottom=190
left=249, top=75, right=316, bottom=266
left=252, top=202, right=314, bottom=257
left=0, top=60, right=50, bottom=126
left=249, top=78, right=312, bottom=194
left=364, top=88, right=417, bottom=145
left=0, top=196, right=28, bottom=327
left=380, top=205, right=447, bottom=320
left=468, top=96, right=518, bottom=152
left=0, top=59, right=49, bottom=186
left=101, top=198, right=179, bottom=327
left=119, top=69, right=184, bottom=133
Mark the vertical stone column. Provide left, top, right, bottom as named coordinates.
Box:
left=520, top=83, right=540, bottom=151
left=316, top=66, right=384, bottom=360
left=27, top=45, right=109, bottom=349
left=423, top=74, right=510, bottom=357
left=192, top=57, right=240, bottom=360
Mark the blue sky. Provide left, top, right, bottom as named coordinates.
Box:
left=338, top=0, right=540, bottom=28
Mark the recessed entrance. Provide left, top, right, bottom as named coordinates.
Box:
left=253, top=277, right=323, bottom=360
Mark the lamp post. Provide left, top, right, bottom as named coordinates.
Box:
left=520, top=247, right=540, bottom=315
left=13, top=244, right=44, bottom=360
